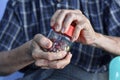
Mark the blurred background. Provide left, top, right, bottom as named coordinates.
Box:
left=0, top=0, right=24, bottom=80
left=0, top=0, right=8, bottom=20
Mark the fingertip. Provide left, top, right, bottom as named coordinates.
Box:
left=69, top=52, right=72, bottom=55
left=66, top=52, right=72, bottom=59
left=69, top=52, right=72, bottom=58
left=46, top=39, right=53, bottom=48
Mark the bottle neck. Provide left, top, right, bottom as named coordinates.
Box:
left=48, top=29, right=71, bottom=41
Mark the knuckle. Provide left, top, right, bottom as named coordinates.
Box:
left=32, top=52, right=38, bottom=59
left=76, top=10, right=82, bottom=14
left=32, top=50, right=41, bottom=59
left=76, top=25, right=81, bottom=30
left=86, top=18, right=90, bottom=23
left=81, top=15, right=85, bottom=19
left=34, top=34, right=40, bottom=39
left=61, top=9, right=66, bottom=13
left=34, top=34, right=42, bottom=41
left=57, top=9, right=61, bottom=13
left=82, top=15, right=89, bottom=23
left=76, top=10, right=82, bottom=15
left=67, top=13, right=74, bottom=17
left=83, top=22, right=88, bottom=27
left=67, top=13, right=77, bottom=20
left=81, top=23, right=86, bottom=28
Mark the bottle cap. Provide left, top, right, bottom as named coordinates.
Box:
left=52, top=24, right=75, bottom=39
left=64, top=25, right=75, bottom=39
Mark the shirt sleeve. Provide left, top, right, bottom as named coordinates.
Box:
left=0, top=0, right=27, bottom=51
left=104, top=0, right=120, bottom=36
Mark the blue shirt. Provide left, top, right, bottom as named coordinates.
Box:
left=0, top=0, right=120, bottom=72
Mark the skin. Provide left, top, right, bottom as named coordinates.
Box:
left=51, top=9, right=120, bottom=55
left=0, top=34, right=72, bottom=76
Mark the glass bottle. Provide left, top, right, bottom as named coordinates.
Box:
left=47, top=25, right=75, bottom=52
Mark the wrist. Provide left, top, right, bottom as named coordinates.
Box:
left=91, top=33, right=103, bottom=47
left=25, top=40, right=35, bottom=61
left=15, top=40, right=35, bottom=62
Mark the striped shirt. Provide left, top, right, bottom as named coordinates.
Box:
left=0, top=0, right=120, bottom=72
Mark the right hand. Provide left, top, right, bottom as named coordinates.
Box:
left=31, top=34, right=72, bottom=69
left=50, top=9, right=99, bottom=45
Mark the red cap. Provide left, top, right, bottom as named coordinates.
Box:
left=52, top=24, right=75, bottom=39
left=64, top=25, right=75, bottom=39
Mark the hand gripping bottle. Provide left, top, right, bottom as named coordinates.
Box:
left=47, top=25, right=75, bottom=52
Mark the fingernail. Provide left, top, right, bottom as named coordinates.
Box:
left=45, top=41, right=51, bottom=48
left=55, top=25, right=60, bottom=31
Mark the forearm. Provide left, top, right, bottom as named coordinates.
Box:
left=0, top=40, right=34, bottom=76
left=92, top=33, right=120, bottom=55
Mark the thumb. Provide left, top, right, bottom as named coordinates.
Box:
left=33, top=34, right=53, bottom=49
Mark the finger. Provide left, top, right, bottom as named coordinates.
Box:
left=31, top=40, right=42, bottom=59
left=72, top=23, right=84, bottom=42
left=60, top=52, right=72, bottom=68
left=41, top=51, right=67, bottom=61
left=33, top=34, right=52, bottom=49
left=48, top=52, right=72, bottom=69
left=32, top=48, right=43, bottom=59
left=54, top=10, right=68, bottom=32
left=62, top=13, right=78, bottom=33
left=33, top=50, right=67, bottom=60
left=31, top=40, right=40, bottom=50
left=51, top=10, right=61, bottom=27
left=35, top=59, right=49, bottom=67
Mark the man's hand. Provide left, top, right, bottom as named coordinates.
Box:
left=31, top=34, right=72, bottom=69
left=50, top=9, right=99, bottom=45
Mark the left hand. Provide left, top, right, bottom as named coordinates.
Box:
left=50, top=9, right=99, bottom=45
left=31, top=34, right=72, bottom=69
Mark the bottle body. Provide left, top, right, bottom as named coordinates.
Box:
left=47, top=29, right=72, bottom=52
